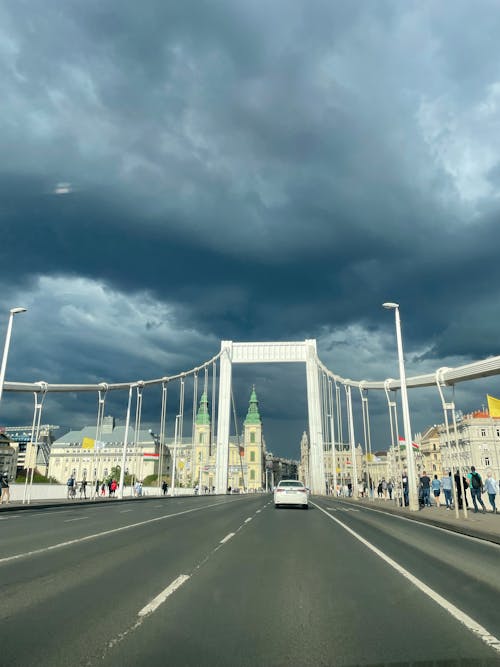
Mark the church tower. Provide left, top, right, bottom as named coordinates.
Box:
left=194, top=391, right=211, bottom=488
left=244, top=386, right=263, bottom=490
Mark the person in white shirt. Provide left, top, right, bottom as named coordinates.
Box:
left=484, top=471, right=498, bottom=513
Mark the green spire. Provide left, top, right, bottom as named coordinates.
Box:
left=196, top=391, right=211, bottom=425
left=244, top=385, right=261, bottom=425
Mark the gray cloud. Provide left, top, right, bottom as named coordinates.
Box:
left=2, top=1, right=500, bottom=455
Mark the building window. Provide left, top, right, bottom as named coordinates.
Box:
left=250, top=470, right=255, bottom=481
left=485, top=457, right=490, bottom=466
left=481, top=429, right=487, bottom=437
left=497, top=429, right=500, bottom=438
left=250, top=432, right=255, bottom=444
left=432, top=444, right=436, bottom=451
left=199, top=432, right=203, bottom=444
left=250, top=451, right=255, bottom=462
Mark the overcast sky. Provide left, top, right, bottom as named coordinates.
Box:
left=2, top=0, right=500, bottom=457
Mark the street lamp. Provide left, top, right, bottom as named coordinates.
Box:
left=383, top=302, right=418, bottom=511
left=0, top=307, right=27, bottom=408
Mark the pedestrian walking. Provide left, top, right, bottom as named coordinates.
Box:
left=469, top=466, right=486, bottom=513
left=454, top=470, right=469, bottom=510
left=402, top=472, right=409, bottom=507
left=0, top=473, right=10, bottom=504
left=484, top=471, right=498, bottom=513
left=161, top=480, right=168, bottom=496
left=110, top=479, right=118, bottom=496
left=420, top=471, right=431, bottom=507
left=377, top=481, right=383, bottom=498
left=79, top=479, right=87, bottom=499
left=67, top=476, right=75, bottom=500
left=441, top=471, right=453, bottom=509
left=101, top=482, right=106, bottom=496
left=431, top=475, right=442, bottom=508
left=387, top=480, right=393, bottom=500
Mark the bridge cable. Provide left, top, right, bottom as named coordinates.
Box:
left=23, top=382, right=48, bottom=504
left=157, top=380, right=168, bottom=494
left=92, top=384, right=108, bottom=499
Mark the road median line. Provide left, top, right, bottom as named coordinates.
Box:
left=138, top=575, right=190, bottom=617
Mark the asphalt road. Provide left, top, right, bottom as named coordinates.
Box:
left=1, top=494, right=500, bottom=666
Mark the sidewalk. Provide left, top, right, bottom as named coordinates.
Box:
left=332, top=496, right=500, bottom=546
left=0, top=493, right=175, bottom=513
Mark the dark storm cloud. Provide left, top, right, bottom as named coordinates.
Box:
left=2, top=1, right=500, bottom=452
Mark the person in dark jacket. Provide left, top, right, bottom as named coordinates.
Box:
left=469, top=466, right=486, bottom=513
left=454, top=470, right=470, bottom=510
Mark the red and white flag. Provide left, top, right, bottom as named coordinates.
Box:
left=398, top=435, right=419, bottom=450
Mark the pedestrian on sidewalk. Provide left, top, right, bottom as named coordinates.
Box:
left=454, top=470, right=469, bottom=510
left=402, top=471, right=409, bottom=507
left=431, top=474, right=442, bottom=508
left=387, top=480, right=394, bottom=500
left=79, top=479, right=87, bottom=499
left=484, top=471, right=498, bottom=513
left=441, top=471, right=453, bottom=509
left=469, top=466, right=486, bottom=514
left=420, top=471, right=431, bottom=507
left=67, top=476, right=75, bottom=500
left=0, top=472, right=10, bottom=504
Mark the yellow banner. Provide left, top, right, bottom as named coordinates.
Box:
left=82, top=437, right=95, bottom=450
left=487, top=394, right=500, bottom=418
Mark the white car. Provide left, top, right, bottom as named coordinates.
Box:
left=274, top=480, right=308, bottom=509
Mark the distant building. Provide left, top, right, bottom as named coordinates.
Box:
left=48, top=418, right=167, bottom=483
left=0, top=432, right=16, bottom=480
left=298, top=432, right=309, bottom=486
left=0, top=425, right=59, bottom=476
left=439, top=409, right=500, bottom=479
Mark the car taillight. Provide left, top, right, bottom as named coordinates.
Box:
left=276, top=488, right=285, bottom=492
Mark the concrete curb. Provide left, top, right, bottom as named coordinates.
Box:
left=321, top=496, right=500, bottom=546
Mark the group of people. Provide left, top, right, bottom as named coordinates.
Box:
left=419, top=467, right=499, bottom=513
left=66, top=477, right=118, bottom=499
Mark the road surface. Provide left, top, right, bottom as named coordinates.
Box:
left=1, top=495, right=500, bottom=666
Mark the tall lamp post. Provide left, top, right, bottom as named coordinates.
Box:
left=383, top=302, right=418, bottom=511
left=0, top=307, right=27, bottom=408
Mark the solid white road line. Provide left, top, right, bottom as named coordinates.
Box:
left=312, top=501, right=500, bottom=654
left=64, top=517, right=88, bottom=522
left=138, top=575, right=190, bottom=617
left=220, top=532, right=235, bottom=544
left=0, top=499, right=239, bottom=565
left=244, top=517, right=252, bottom=523
left=330, top=499, right=500, bottom=549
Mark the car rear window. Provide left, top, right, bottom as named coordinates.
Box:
left=279, top=481, right=304, bottom=488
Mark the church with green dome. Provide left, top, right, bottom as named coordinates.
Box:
left=194, top=386, right=265, bottom=492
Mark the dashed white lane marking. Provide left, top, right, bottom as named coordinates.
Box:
left=64, top=517, right=88, bottom=522
left=0, top=514, right=21, bottom=520
left=326, top=507, right=359, bottom=512
left=220, top=532, right=235, bottom=544
left=256, top=509, right=261, bottom=514
left=244, top=517, right=252, bottom=523
left=0, top=499, right=241, bottom=565
left=312, top=501, right=500, bottom=655
left=120, top=510, right=133, bottom=513
left=138, top=575, right=190, bottom=617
